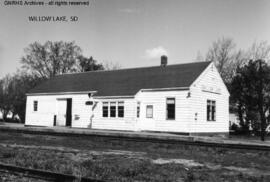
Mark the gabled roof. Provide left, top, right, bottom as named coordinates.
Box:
left=28, top=61, right=211, bottom=96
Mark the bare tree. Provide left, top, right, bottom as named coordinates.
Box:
left=21, top=41, right=82, bottom=78
left=0, top=71, right=42, bottom=122
left=246, top=41, right=270, bottom=62
left=0, top=75, right=14, bottom=121
left=206, top=37, right=235, bottom=74
left=103, top=61, right=122, bottom=70
left=195, top=51, right=204, bottom=62
left=205, top=37, right=244, bottom=83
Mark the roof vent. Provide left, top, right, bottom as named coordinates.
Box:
left=161, top=55, right=168, bottom=67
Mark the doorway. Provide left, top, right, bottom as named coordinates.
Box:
left=56, top=98, right=72, bottom=127
left=66, top=99, right=72, bottom=127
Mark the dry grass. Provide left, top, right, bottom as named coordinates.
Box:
left=0, top=132, right=269, bottom=181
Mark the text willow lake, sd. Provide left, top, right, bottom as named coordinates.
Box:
left=28, top=16, right=79, bottom=22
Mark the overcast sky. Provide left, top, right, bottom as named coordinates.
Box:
left=0, top=0, right=270, bottom=78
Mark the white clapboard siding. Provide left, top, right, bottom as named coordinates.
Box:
left=25, top=94, right=91, bottom=128
left=25, top=62, right=229, bottom=134
left=135, top=90, right=192, bottom=132
left=26, top=95, right=57, bottom=127
left=25, top=94, right=138, bottom=130
left=92, top=98, right=137, bottom=131
left=189, top=62, right=230, bottom=133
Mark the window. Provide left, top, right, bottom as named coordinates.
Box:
left=118, top=102, right=124, bottom=118
left=103, top=101, right=125, bottom=118
left=33, top=101, right=38, bottom=111
left=110, top=102, right=116, bottom=117
left=146, top=105, right=153, bottom=118
left=102, top=102, right=108, bottom=117
left=137, top=102, right=140, bottom=118
left=207, top=100, right=216, bottom=121
left=166, top=98, right=175, bottom=120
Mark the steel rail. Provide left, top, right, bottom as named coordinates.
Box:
left=0, top=163, right=104, bottom=182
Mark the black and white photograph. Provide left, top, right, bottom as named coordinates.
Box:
left=0, top=0, right=270, bottom=181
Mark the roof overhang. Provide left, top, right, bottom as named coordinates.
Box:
left=140, top=87, right=189, bottom=92
left=26, top=87, right=190, bottom=97
left=26, top=91, right=97, bottom=96
left=94, top=95, right=135, bottom=99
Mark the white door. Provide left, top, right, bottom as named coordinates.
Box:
left=57, top=100, right=67, bottom=126
left=140, top=104, right=156, bottom=131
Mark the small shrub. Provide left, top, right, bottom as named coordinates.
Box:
left=230, top=123, right=239, bottom=131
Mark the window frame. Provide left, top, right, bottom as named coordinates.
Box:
left=166, top=98, right=175, bottom=120
left=117, top=101, right=124, bottom=118
left=146, top=105, right=153, bottom=118
left=207, top=100, right=216, bottom=121
left=110, top=102, right=116, bottom=118
left=33, top=101, right=38, bottom=112
left=137, top=102, right=140, bottom=118
left=102, top=102, right=109, bottom=118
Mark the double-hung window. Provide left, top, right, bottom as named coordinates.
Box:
left=207, top=100, right=216, bottom=121
left=137, top=102, right=140, bottom=118
left=102, top=102, right=109, bottom=117
left=118, top=102, right=124, bottom=118
left=110, top=102, right=116, bottom=117
left=102, top=101, right=125, bottom=118
left=146, top=105, right=153, bottom=118
left=33, top=101, right=38, bottom=111
left=166, top=98, right=175, bottom=120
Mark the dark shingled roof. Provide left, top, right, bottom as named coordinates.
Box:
left=28, top=61, right=211, bottom=96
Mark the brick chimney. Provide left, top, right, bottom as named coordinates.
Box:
left=161, top=55, right=168, bottom=67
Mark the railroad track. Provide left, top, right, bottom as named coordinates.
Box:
left=0, top=163, right=104, bottom=182
left=1, top=126, right=270, bottom=151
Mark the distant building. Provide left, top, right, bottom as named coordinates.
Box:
left=25, top=57, right=230, bottom=135
left=229, top=113, right=240, bottom=127
left=0, top=111, right=19, bottom=121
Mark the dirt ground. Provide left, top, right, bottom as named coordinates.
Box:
left=0, top=131, right=269, bottom=181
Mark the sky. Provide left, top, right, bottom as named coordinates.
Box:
left=0, top=0, right=270, bottom=78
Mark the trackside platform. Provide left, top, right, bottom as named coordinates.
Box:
left=0, top=123, right=269, bottom=150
